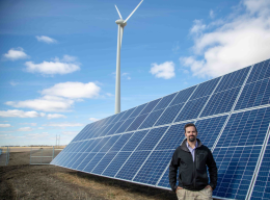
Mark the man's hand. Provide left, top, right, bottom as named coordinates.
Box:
left=177, top=186, right=183, bottom=191
left=205, top=185, right=213, bottom=191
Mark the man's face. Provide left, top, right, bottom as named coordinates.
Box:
left=185, top=126, right=197, bottom=142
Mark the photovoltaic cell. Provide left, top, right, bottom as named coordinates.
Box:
left=116, top=151, right=151, bottom=181
left=103, top=152, right=132, bottom=177
left=139, top=109, right=165, bottom=129
left=155, top=123, right=191, bottom=150
left=200, top=87, right=241, bottom=117
left=121, top=130, right=149, bottom=152
left=140, top=98, right=161, bottom=115
left=126, top=114, right=148, bottom=131
left=170, top=86, right=196, bottom=106
left=250, top=142, right=270, bottom=200
left=247, top=59, right=270, bottom=83
left=213, top=146, right=262, bottom=200
left=133, top=150, right=174, bottom=185
left=235, top=78, right=270, bottom=110
left=83, top=153, right=106, bottom=173
left=195, top=116, right=227, bottom=148
left=215, top=67, right=250, bottom=92
left=51, top=58, right=270, bottom=200
left=189, top=77, right=220, bottom=100
left=92, top=152, right=118, bottom=174
left=114, top=118, right=133, bottom=133
left=153, top=93, right=177, bottom=111
left=155, top=103, right=184, bottom=126
left=128, top=103, right=147, bottom=119
left=136, top=126, right=169, bottom=151
left=109, top=132, right=133, bottom=152
left=174, top=96, right=209, bottom=122
left=77, top=153, right=96, bottom=171
left=216, top=107, right=270, bottom=148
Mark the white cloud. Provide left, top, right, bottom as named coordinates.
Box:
left=89, top=117, right=99, bottom=122
left=43, top=123, right=84, bottom=127
left=6, top=96, right=74, bottom=112
left=10, top=81, right=18, bottom=86
left=181, top=0, right=270, bottom=77
left=41, top=82, right=100, bottom=99
left=20, top=123, right=37, bottom=126
left=0, top=110, right=45, bottom=118
left=62, top=131, right=78, bottom=136
left=17, top=127, right=33, bottom=131
left=47, top=114, right=66, bottom=119
left=26, top=132, right=49, bottom=138
left=3, top=47, right=28, bottom=61
left=209, top=10, right=215, bottom=19
left=150, top=61, right=175, bottom=79
left=0, top=124, right=11, bottom=128
left=36, top=35, right=57, bottom=44
left=190, top=20, right=206, bottom=34
left=25, top=55, right=80, bottom=75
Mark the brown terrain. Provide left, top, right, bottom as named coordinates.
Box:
left=0, top=148, right=178, bottom=200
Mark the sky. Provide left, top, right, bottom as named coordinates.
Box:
left=1, top=0, right=270, bottom=146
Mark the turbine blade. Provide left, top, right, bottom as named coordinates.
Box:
left=115, top=5, right=123, bottom=19
left=120, top=26, right=124, bottom=48
left=124, top=0, right=144, bottom=23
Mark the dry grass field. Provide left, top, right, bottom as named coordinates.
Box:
left=0, top=149, right=178, bottom=200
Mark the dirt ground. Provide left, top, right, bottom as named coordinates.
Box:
left=0, top=152, right=178, bottom=200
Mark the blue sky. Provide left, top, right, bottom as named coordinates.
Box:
left=1, top=0, right=270, bottom=146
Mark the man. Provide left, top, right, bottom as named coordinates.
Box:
left=169, top=123, right=217, bottom=200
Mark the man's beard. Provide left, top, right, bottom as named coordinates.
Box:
left=189, top=136, right=196, bottom=142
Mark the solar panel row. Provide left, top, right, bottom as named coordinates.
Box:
left=51, top=58, right=270, bottom=200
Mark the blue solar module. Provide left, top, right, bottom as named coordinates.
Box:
left=116, top=151, right=151, bottom=181
left=109, top=132, right=133, bottom=152
left=250, top=141, right=270, bottom=200
left=170, top=86, right=196, bottom=106
left=92, top=152, right=118, bottom=174
left=99, top=136, right=120, bottom=152
left=115, top=118, right=135, bottom=133
left=155, top=123, right=192, bottom=150
left=174, top=96, right=209, bottom=122
left=139, top=109, right=165, bottom=129
left=213, top=146, right=261, bottom=200
left=216, top=107, right=270, bottom=148
left=200, top=87, right=241, bottom=117
left=155, top=103, right=185, bottom=126
left=83, top=152, right=105, bottom=173
left=51, top=58, right=270, bottom=200
left=77, top=153, right=96, bottom=171
left=215, top=67, right=251, bottom=92
left=121, top=130, right=149, bottom=151
left=153, top=93, right=177, bottom=110
left=140, top=98, right=161, bottom=115
left=126, top=114, right=148, bottom=131
left=133, top=150, right=174, bottom=185
left=103, top=152, right=132, bottom=177
left=136, top=126, right=169, bottom=151
left=247, top=59, right=270, bottom=83
left=195, top=116, right=228, bottom=148
left=235, top=78, right=270, bottom=110
left=128, top=103, right=147, bottom=119
left=190, top=77, right=220, bottom=100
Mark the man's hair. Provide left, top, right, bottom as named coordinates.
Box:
left=184, top=123, right=197, bottom=133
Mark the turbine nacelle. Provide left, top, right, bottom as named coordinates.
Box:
left=115, top=19, right=127, bottom=27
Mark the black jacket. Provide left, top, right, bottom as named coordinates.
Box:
left=169, top=139, right=217, bottom=192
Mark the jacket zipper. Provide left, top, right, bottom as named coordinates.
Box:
left=193, top=150, right=196, bottom=188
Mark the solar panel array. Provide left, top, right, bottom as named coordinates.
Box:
left=51, top=58, right=270, bottom=200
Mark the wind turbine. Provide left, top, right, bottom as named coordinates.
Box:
left=114, top=0, right=144, bottom=114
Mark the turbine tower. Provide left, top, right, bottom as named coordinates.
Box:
left=114, top=0, right=144, bottom=114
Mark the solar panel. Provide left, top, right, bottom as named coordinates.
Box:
left=51, top=58, right=270, bottom=200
